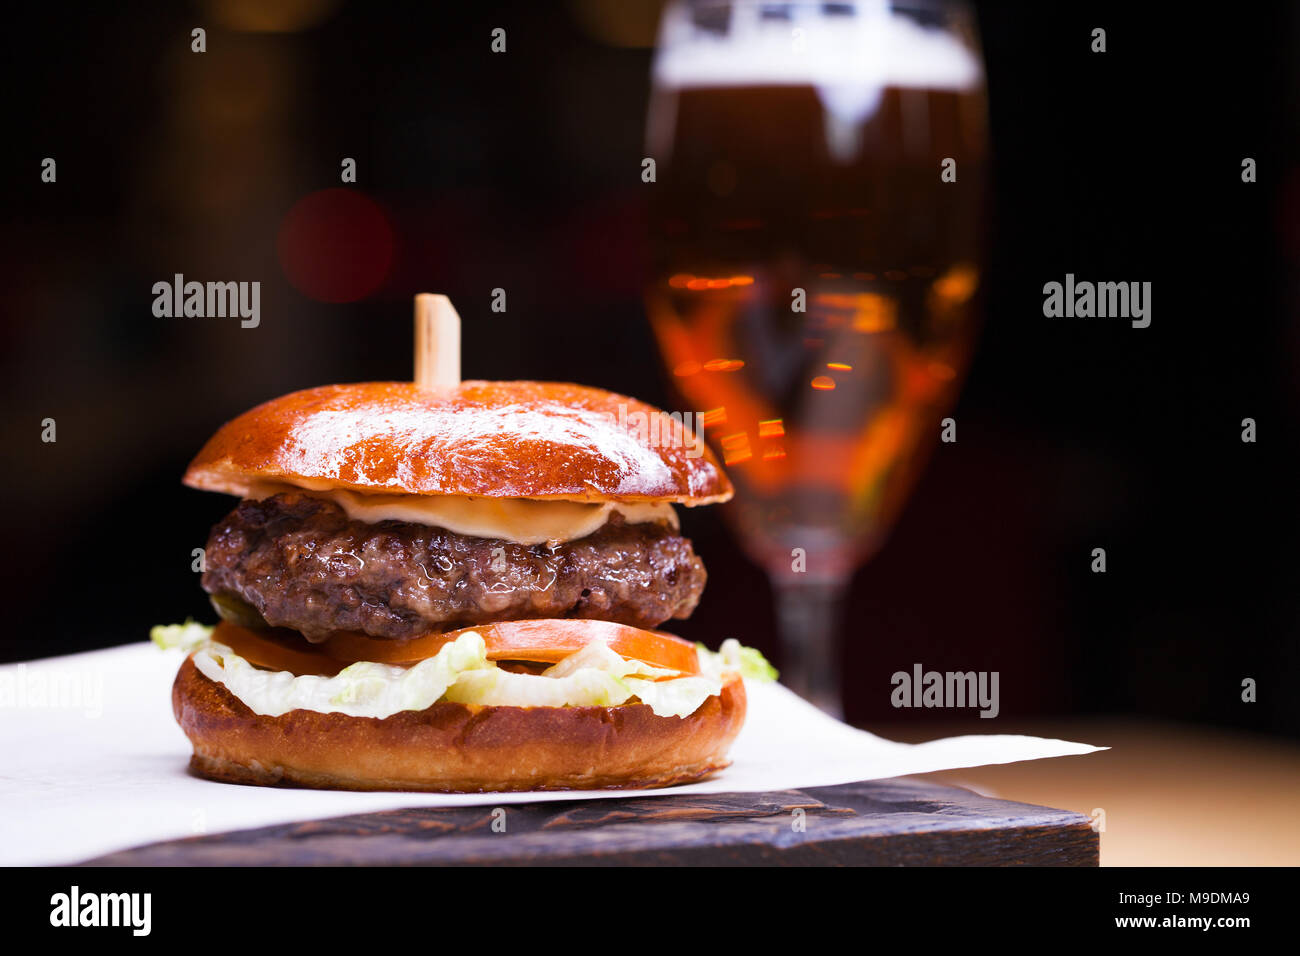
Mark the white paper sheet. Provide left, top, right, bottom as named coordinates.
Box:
left=0, top=643, right=1104, bottom=865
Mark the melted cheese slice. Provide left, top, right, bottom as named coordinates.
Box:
left=247, top=481, right=677, bottom=547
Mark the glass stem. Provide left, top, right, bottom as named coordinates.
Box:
left=773, top=578, right=847, bottom=719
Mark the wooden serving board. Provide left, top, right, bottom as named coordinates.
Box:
left=80, top=777, right=1098, bottom=866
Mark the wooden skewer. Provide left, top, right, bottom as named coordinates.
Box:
left=413, top=293, right=461, bottom=389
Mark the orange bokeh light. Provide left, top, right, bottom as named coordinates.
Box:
left=702, top=358, right=744, bottom=372
left=699, top=407, right=727, bottom=428
left=720, top=431, right=753, bottom=465
left=667, top=273, right=755, bottom=291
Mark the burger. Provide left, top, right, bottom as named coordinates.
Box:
left=152, top=380, right=775, bottom=792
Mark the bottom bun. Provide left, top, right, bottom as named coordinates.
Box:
left=171, top=656, right=747, bottom=792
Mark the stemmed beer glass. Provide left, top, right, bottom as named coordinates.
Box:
left=645, top=0, right=988, bottom=715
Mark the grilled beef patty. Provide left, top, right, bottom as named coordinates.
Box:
left=201, top=492, right=706, bottom=641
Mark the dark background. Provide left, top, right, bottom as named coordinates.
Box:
left=2, top=1, right=1295, bottom=737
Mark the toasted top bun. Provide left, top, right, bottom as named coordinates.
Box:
left=183, top=381, right=732, bottom=505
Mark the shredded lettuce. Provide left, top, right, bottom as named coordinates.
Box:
left=623, top=676, right=723, bottom=718
left=697, top=638, right=778, bottom=682
left=154, top=621, right=774, bottom=720
left=192, top=631, right=492, bottom=719
left=445, top=667, right=634, bottom=709
left=150, top=620, right=214, bottom=651
left=542, top=641, right=678, bottom=681
left=443, top=642, right=680, bottom=710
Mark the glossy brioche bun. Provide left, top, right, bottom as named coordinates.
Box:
left=182, top=381, right=732, bottom=505
left=172, top=657, right=747, bottom=792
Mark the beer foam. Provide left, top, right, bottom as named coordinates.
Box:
left=653, top=3, right=983, bottom=93
left=650, top=3, right=983, bottom=160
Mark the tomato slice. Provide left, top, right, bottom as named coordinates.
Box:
left=322, top=619, right=701, bottom=675
left=210, top=619, right=701, bottom=676
left=212, top=622, right=346, bottom=676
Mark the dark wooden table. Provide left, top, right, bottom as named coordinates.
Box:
left=81, top=777, right=1098, bottom=865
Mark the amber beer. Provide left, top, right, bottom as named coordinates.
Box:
left=647, top=82, right=988, bottom=582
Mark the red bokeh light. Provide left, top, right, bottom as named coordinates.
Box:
left=277, top=189, right=395, bottom=303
